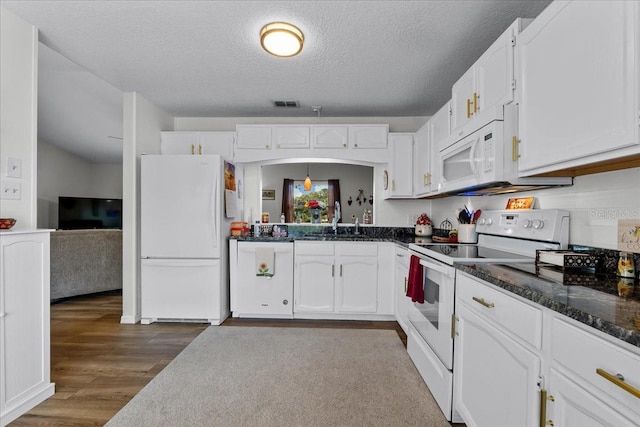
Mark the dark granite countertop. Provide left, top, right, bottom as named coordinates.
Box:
left=456, top=262, right=640, bottom=349
left=229, top=225, right=418, bottom=248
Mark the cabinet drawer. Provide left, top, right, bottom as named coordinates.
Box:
left=336, top=242, right=377, bottom=257
left=456, top=274, right=542, bottom=349
left=295, top=242, right=334, bottom=256
left=395, top=246, right=409, bottom=268
left=551, top=317, right=640, bottom=416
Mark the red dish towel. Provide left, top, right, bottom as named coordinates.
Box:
left=407, top=255, right=424, bottom=303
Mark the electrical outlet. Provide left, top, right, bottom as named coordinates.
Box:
left=6, top=157, right=21, bottom=178
left=1, top=181, right=21, bottom=200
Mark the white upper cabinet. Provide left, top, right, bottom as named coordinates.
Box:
left=451, top=18, right=527, bottom=140
left=348, top=125, right=388, bottom=149
left=236, top=125, right=272, bottom=149
left=517, top=0, right=640, bottom=176
left=413, top=121, right=432, bottom=198
left=311, top=125, right=349, bottom=149
left=160, top=131, right=234, bottom=158
left=384, top=133, right=414, bottom=199
left=272, top=125, right=310, bottom=149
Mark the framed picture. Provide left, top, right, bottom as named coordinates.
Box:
left=262, top=189, right=276, bottom=200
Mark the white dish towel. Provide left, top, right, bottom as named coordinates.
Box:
left=255, top=247, right=275, bottom=278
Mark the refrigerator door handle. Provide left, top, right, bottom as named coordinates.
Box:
left=211, top=172, right=218, bottom=245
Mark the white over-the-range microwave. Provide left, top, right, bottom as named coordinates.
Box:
left=436, top=105, right=572, bottom=196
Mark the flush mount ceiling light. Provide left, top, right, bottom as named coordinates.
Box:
left=260, top=22, right=304, bottom=57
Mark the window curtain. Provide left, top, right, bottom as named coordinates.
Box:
left=328, top=179, right=341, bottom=222
left=282, top=179, right=294, bottom=222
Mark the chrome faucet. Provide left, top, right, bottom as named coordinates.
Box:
left=332, top=201, right=341, bottom=234
left=354, top=217, right=360, bottom=235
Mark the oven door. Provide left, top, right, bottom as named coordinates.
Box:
left=407, top=255, right=456, bottom=369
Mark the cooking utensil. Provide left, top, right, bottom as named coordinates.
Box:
left=458, top=209, right=470, bottom=224
left=471, top=209, right=482, bottom=224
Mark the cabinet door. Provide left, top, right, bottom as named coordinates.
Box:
left=348, top=125, right=388, bottom=149
left=518, top=1, right=639, bottom=174
left=235, top=244, right=294, bottom=316
left=335, top=243, right=378, bottom=313
left=160, top=132, right=197, bottom=154
left=394, top=248, right=409, bottom=332
left=387, top=133, right=414, bottom=198
left=1, top=235, right=53, bottom=419
left=236, top=125, right=272, bottom=149
left=294, top=255, right=335, bottom=312
left=273, top=126, right=310, bottom=149
left=197, top=132, right=234, bottom=158
left=475, top=21, right=516, bottom=117
left=451, top=67, right=476, bottom=135
left=547, top=369, right=638, bottom=427
left=311, top=125, right=349, bottom=149
left=413, top=121, right=431, bottom=197
left=454, top=302, right=541, bottom=427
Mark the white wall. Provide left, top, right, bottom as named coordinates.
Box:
left=430, top=167, right=640, bottom=250
left=260, top=163, right=374, bottom=223
left=0, top=7, right=38, bottom=229
left=121, top=92, right=173, bottom=324
left=37, top=141, right=123, bottom=228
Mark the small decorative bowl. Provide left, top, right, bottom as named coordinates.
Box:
left=0, top=218, right=16, bottom=229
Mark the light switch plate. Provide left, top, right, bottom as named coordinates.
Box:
left=1, top=181, right=21, bottom=200
left=6, top=157, right=21, bottom=178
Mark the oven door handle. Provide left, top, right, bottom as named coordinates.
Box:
left=419, top=259, right=455, bottom=278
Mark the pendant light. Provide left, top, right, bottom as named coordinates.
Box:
left=304, top=164, right=312, bottom=191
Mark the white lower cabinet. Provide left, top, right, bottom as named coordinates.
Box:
left=546, top=369, right=638, bottom=427
left=294, top=241, right=386, bottom=318
left=229, top=241, right=294, bottom=318
left=454, top=273, right=542, bottom=427
left=0, top=231, right=55, bottom=427
left=544, top=317, right=640, bottom=426
left=394, top=246, right=409, bottom=333
left=455, top=272, right=640, bottom=427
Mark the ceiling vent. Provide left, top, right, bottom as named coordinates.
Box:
left=274, top=100, right=300, bottom=108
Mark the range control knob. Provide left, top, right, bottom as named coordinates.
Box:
left=522, top=219, right=532, bottom=228
left=532, top=219, right=544, bottom=229
left=478, top=218, right=486, bottom=225
left=484, top=218, right=493, bottom=226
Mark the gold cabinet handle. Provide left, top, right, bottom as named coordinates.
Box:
left=596, top=369, right=640, bottom=399
left=391, top=179, right=395, bottom=191
left=539, top=389, right=555, bottom=427
left=340, top=264, right=343, bottom=277
left=512, top=136, right=520, bottom=161
left=354, top=143, right=358, bottom=148
left=332, top=264, right=335, bottom=277
left=198, top=144, right=202, bottom=155
left=473, top=92, right=478, bottom=113
left=472, top=296, right=495, bottom=308
left=190, top=144, right=195, bottom=155
left=423, top=173, right=431, bottom=186
left=466, top=98, right=472, bottom=118
left=342, top=143, right=347, bottom=147
left=404, top=277, right=408, bottom=293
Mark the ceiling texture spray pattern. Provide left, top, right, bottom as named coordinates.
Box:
left=2, top=0, right=552, bottom=161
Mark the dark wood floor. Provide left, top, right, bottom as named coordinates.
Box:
left=10, top=292, right=406, bottom=426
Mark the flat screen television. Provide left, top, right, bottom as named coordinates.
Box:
left=58, top=197, right=122, bottom=230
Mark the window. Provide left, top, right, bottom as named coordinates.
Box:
left=293, top=181, right=328, bottom=223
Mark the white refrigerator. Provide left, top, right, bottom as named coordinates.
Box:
left=140, top=154, right=236, bottom=325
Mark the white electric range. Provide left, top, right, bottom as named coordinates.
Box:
left=406, top=209, right=570, bottom=423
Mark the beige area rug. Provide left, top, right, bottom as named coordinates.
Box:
left=106, top=327, right=451, bottom=427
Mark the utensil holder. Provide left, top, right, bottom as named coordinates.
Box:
left=458, top=224, right=478, bottom=243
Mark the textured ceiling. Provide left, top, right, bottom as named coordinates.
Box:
left=1, top=0, right=553, bottom=162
